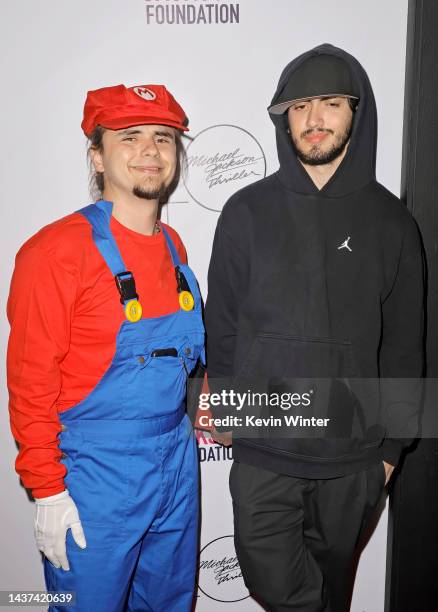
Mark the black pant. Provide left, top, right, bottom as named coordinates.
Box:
left=229, top=461, right=386, bottom=612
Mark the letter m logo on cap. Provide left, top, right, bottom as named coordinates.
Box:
left=133, top=86, right=157, bottom=101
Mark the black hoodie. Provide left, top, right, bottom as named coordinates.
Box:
left=205, top=44, right=424, bottom=478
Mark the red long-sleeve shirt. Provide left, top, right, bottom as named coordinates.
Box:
left=7, top=211, right=187, bottom=498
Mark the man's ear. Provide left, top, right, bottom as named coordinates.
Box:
left=90, top=147, right=104, bottom=173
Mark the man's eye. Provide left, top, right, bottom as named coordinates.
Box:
left=122, top=137, right=136, bottom=142
left=156, top=137, right=169, bottom=143
left=293, top=105, right=305, bottom=111
left=328, top=102, right=340, bottom=107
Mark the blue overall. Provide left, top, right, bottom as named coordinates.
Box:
left=44, top=200, right=205, bottom=611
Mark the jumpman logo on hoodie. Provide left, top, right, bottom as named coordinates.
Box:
left=338, top=236, right=352, bottom=252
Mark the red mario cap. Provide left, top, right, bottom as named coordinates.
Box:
left=81, top=84, right=189, bottom=136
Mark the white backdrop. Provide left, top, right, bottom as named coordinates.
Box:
left=0, top=1, right=408, bottom=610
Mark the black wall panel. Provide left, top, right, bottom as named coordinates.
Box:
left=387, top=1, right=438, bottom=610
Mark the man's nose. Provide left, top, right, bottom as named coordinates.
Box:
left=306, top=103, right=324, bottom=128
left=140, top=138, right=160, bottom=156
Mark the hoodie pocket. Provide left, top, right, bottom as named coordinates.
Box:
left=233, top=333, right=363, bottom=443
left=236, top=332, right=356, bottom=380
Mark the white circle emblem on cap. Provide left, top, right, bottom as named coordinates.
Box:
left=133, top=87, right=157, bottom=101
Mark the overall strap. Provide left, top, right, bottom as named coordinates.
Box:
left=160, top=225, right=181, bottom=267
left=77, top=200, right=127, bottom=276
left=160, top=224, right=201, bottom=309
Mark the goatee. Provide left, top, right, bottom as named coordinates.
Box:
left=133, top=184, right=167, bottom=201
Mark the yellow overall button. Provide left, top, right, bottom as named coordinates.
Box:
left=179, top=291, right=194, bottom=311
left=125, top=299, right=142, bottom=323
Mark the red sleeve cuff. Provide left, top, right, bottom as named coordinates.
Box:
left=32, top=483, right=66, bottom=500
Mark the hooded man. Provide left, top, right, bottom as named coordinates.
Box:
left=205, top=44, right=424, bottom=611
left=7, top=84, right=205, bottom=611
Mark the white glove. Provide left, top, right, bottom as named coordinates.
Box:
left=34, top=490, right=87, bottom=571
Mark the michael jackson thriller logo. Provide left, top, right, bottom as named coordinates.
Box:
left=198, top=535, right=250, bottom=602
left=184, top=124, right=267, bottom=212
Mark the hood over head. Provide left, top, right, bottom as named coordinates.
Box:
left=269, top=43, right=377, bottom=197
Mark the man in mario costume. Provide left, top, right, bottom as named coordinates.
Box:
left=7, top=83, right=205, bottom=611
